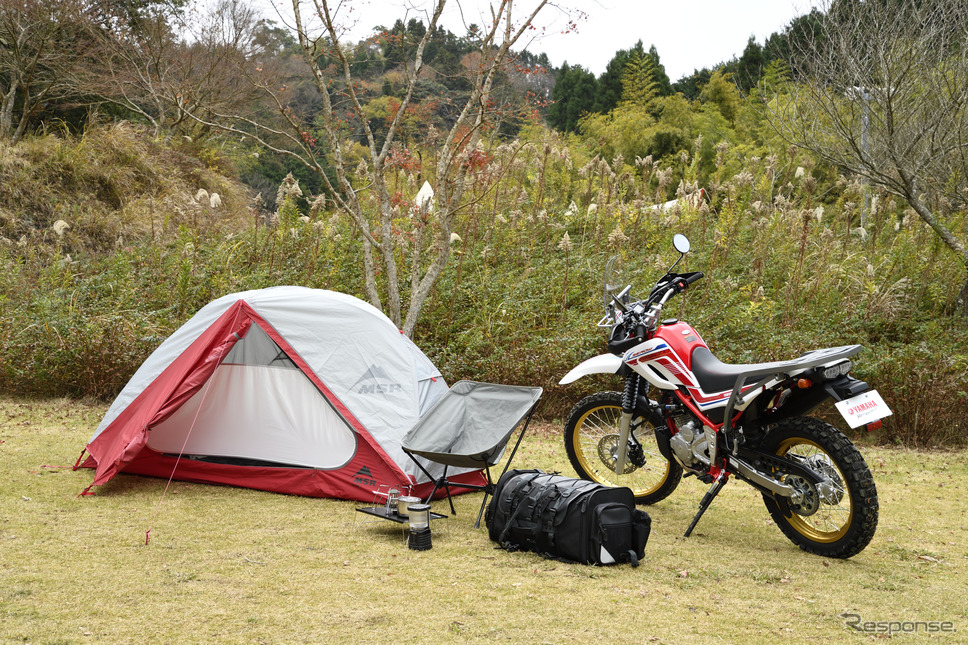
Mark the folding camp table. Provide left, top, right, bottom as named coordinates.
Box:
left=402, top=380, right=543, bottom=528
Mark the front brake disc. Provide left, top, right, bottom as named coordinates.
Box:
left=597, top=434, right=638, bottom=474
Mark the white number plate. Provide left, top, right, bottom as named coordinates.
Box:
left=835, top=390, right=893, bottom=429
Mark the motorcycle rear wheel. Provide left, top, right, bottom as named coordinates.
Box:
left=759, top=416, right=878, bottom=558
left=564, top=391, right=682, bottom=503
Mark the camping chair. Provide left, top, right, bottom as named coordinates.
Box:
left=402, top=380, right=543, bottom=528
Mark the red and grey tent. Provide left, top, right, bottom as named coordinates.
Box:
left=75, top=287, right=483, bottom=500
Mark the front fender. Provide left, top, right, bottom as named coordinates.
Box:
left=559, top=354, right=624, bottom=385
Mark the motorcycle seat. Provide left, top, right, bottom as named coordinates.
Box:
left=689, top=344, right=862, bottom=395
left=689, top=347, right=795, bottom=394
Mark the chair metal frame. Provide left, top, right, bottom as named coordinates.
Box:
left=402, top=380, right=542, bottom=528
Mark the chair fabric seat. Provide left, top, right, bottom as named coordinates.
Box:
left=402, top=380, right=543, bottom=469
left=401, top=380, right=543, bottom=525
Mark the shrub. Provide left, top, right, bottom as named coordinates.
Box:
left=2, top=128, right=968, bottom=448
left=860, top=333, right=968, bottom=447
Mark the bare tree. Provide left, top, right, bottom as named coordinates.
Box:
left=80, top=0, right=269, bottom=139
left=0, top=0, right=90, bottom=143
left=190, top=0, right=558, bottom=336
left=768, top=0, right=968, bottom=311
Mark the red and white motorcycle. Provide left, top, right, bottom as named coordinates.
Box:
left=560, top=234, right=891, bottom=558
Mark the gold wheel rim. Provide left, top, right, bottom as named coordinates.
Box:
left=774, top=437, right=852, bottom=543
left=572, top=404, right=670, bottom=497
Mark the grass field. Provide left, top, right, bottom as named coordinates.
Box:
left=2, top=396, right=966, bottom=644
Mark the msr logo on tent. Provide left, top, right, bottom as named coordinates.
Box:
left=353, top=466, right=377, bottom=487
left=353, top=364, right=403, bottom=395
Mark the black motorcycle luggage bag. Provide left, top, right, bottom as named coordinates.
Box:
left=484, top=469, right=651, bottom=566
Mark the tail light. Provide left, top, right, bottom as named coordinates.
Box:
left=821, top=360, right=852, bottom=380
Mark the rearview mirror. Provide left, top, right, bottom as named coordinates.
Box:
left=673, top=234, right=691, bottom=254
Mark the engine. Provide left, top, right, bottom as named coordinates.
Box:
left=668, top=412, right=711, bottom=469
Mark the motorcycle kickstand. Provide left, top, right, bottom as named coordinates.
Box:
left=684, top=473, right=729, bottom=538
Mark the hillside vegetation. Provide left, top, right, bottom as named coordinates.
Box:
left=1, top=122, right=967, bottom=447
left=4, top=1, right=968, bottom=448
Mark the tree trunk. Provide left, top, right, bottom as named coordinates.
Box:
left=902, top=171, right=968, bottom=266
left=0, top=82, right=18, bottom=141
left=958, top=272, right=968, bottom=317
left=901, top=174, right=968, bottom=316
left=361, top=238, right=382, bottom=313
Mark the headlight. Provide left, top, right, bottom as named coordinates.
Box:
left=821, top=360, right=852, bottom=380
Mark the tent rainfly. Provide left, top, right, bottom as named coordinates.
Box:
left=75, top=287, right=484, bottom=500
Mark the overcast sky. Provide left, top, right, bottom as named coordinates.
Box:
left=261, top=1, right=823, bottom=82
left=533, top=0, right=823, bottom=80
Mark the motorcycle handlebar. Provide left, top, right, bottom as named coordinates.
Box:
left=684, top=271, right=704, bottom=285
left=606, top=273, right=704, bottom=355
left=668, top=271, right=704, bottom=295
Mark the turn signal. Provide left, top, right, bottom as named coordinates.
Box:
left=797, top=379, right=812, bottom=389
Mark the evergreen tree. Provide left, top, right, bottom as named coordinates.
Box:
left=699, top=69, right=741, bottom=125
left=547, top=63, right=598, bottom=133
left=380, top=19, right=427, bottom=68
left=351, top=41, right=380, bottom=77
left=672, top=68, right=713, bottom=100
left=646, top=45, right=672, bottom=96
left=619, top=53, right=657, bottom=108
left=763, top=9, right=826, bottom=80
left=379, top=19, right=406, bottom=68
left=594, top=40, right=646, bottom=113
left=593, top=41, right=673, bottom=114
left=734, top=37, right=765, bottom=92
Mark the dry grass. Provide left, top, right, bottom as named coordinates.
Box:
left=2, top=396, right=966, bottom=644
left=0, top=126, right=253, bottom=250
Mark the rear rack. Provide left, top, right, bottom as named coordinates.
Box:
left=720, top=345, right=862, bottom=436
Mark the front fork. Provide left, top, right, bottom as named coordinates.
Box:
left=613, top=373, right=641, bottom=475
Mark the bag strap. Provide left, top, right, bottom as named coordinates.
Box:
left=520, top=481, right=559, bottom=544
left=532, top=483, right=566, bottom=550
left=546, top=479, right=597, bottom=525
left=540, top=479, right=598, bottom=550
left=498, top=472, right=545, bottom=546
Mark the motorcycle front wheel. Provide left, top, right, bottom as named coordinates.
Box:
left=759, top=416, right=878, bottom=558
left=563, top=391, right=682, bottom=503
